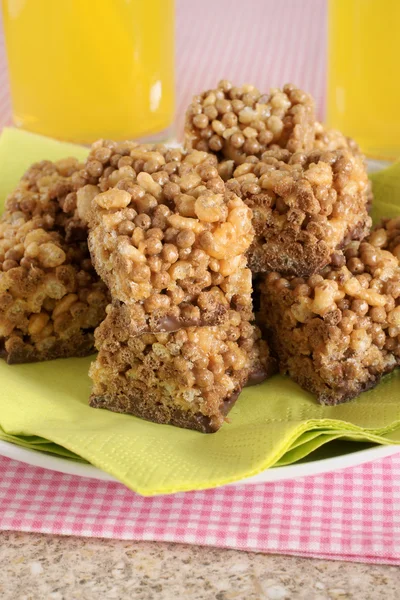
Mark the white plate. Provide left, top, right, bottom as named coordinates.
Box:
left=0, top=439, right=398, bottom=488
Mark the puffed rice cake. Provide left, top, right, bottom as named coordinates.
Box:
left=258, top=221, right=400, bottom=404
left=0, top=159, right=108, bottom=363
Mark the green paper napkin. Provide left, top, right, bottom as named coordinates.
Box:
left=370, top=159, right=400, bottom=223
left=0, top=127, right=399, bottom=496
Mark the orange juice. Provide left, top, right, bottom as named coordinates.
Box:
left=327, top=0, right=400, bottom=159
left=2, top=0, right=175, bottom=143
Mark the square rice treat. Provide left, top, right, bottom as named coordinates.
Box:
left=227, top=147, right=371, bottom=277
left=184, top=81, right=316, bottom=164
left=89, top=302, right=276, bottom=433
left=0, top=160, right=108, bottom=363
left=259, top=225, right=400, bottom=405
left=87, top=142, right=255, bottom=335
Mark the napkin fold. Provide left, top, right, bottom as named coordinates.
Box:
left=0, top=127, right=399, bottom=495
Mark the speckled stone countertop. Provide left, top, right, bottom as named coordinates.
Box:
left=0, top=532, right=398, bottom=599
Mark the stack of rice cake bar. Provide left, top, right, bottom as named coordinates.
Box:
left=85, top=141, right=275, bottom=432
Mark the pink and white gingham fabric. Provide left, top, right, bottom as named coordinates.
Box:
left=1, top=454, right=400, bottom=565
left=0, top=0, right=399, bottom=564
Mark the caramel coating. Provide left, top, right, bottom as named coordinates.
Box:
left=227, top=147, right=371, bottom=276
left=313, top=122, right=355, bottom=153
left=313, top=123, right=373, bottom=211
left=87, top=141, right=255, bottom=333
left=259, top=222, right=400, bottom=405
left=371, top=217, right=400, bottom=261
left=89, top=302, right=276, bottom=433
left=0, top=160, right=108, bottom=363
left=3, top=158, right=100, bottom=241
left=184, top=81, right=316, bottom=165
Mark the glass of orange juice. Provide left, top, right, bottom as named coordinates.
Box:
left=1, top=0, right=175, bottom=144
left=327, top=0, right=400, bottom=160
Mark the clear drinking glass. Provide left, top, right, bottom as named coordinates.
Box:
left=2, top=0, right=175, bottom=144
left=327, top=0, right=400, bottom=160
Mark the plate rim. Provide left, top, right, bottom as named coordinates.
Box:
left=0, top=439, right=398, bottom=491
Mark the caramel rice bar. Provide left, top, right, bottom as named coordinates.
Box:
left=184, top=81, right=316, bottom=166
left=259, top=224, right=400, bottom=404
left=227, top=147, right=371, bottom=277
left=87, top=141, right=254, bottom=334
left=89, top=301, right=275, bottom=433
left=0, top=159, right=108, bottom=363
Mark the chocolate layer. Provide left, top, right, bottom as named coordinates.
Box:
left=90, top=387, right=243, bottom=434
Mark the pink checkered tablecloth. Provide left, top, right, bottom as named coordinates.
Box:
left=0, top=0, right=399, bottom=564
left=1, top=454, right=400, bottom=565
